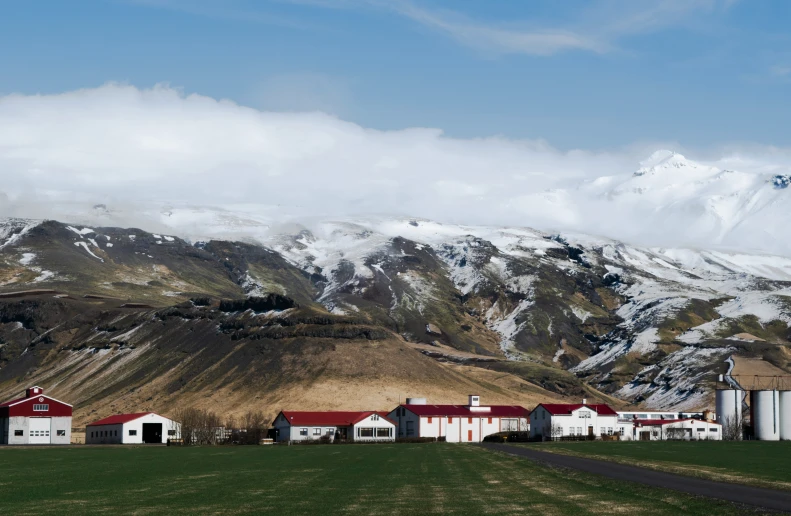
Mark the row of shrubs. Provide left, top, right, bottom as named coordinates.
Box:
left=283, top=436, right=444, bottom=445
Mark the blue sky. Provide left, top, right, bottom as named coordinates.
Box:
left=1, top=0, right=790, bottom=149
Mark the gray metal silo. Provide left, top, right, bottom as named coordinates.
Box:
left=753, top=390, right=780, bottom=441
left=779, top=390, right=791, bottom=441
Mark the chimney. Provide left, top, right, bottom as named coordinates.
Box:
left=26, top=386, right=43, bottom=398
left=468, top=395, right=490, bottom=412
left=582, top=398, right=587, bottom=405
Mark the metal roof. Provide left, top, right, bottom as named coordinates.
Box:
left=399, top=404, right=530, bottom=418
left=87, top=412, right=156, bottom=426
left=277, top=411, right=396, bottom=427
left=535, top=403, right=618, bottom=416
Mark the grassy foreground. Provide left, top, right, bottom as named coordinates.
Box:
left=529, top=441, right=791, bottom=490
left=0, top=444, right=756, bottom=515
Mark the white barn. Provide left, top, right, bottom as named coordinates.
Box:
left=0, top=386, right=73, bottom=445
left=387, top=395, right=530, bottom=443
left=530, top=401, right=619, bottom=440
left=272, top=411, right=396, bottom=442
left=86, top=412, right=180, bottom=444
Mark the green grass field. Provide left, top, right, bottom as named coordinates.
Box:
left=0, top=444, right=756, bottom=515
left=531, top=441, right=791, bottom=490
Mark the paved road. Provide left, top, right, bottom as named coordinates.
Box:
left=480, top=443, right=791, bottom=513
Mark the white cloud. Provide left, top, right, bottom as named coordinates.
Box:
left=1, top=84, right=790, bottom=256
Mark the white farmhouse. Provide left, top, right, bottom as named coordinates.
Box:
left=387, top=395, right=530, bottom=443
left=0, top=386, right=72, bottom=445
left=530, top=400, right=619, bottom=440
left=86, top=412, right=180, bottom=444
left=632, top=418, right=722, bottom=441
left=272, top=411, right=396, bottom=442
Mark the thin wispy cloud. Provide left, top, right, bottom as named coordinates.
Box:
left=127, top=0, right=738, bottom=57
left=770, top=65, right=791, bottom=77
left=388, top=3, right=608, bottom=56
left=387, top=0, right=736, bottom=57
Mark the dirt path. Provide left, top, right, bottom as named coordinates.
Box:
left=480, top=443, right=791, bottom=513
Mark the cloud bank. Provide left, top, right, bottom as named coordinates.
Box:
left=1, top=84, right=790, bottom=255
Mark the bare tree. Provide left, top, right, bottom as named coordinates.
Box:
left=722, top=414, right=744, bottom=441
left=173, top=407, right=223, bottom=445
left=542, top=421, right=564, bottom=441
left=240, top=410, right=267, bottom=445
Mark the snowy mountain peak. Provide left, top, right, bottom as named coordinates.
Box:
left=634, top=150, right=702, bottom=177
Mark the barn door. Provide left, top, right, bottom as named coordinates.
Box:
left=467, top=429, right=473, bottom=442
left=29, top=418, right=51, bottom=444
left=142, top=423, right=163, bottom=444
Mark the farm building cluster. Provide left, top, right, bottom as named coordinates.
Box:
left=3, top=385, right=791, bottom=445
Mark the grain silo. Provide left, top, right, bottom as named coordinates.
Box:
left=779, top=390, right=791, bottom=441
left=753, top=390, right=780, bottom=441
left=715, top=389, right=743, bottom=426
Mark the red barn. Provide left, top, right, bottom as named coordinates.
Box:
left=0, top=386, right=73, bottom=445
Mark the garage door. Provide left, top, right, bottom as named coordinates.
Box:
left=29, top=418, right=51, bottom=444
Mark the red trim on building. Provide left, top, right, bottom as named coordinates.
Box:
left=87, top=412, right=155, bottom=426
left=635, top=418, right=721, bottom=427
left=275, top=411, right=396, bottom=427
left=399, top=404, right=530, bottom=418
left=534, top=403, right=618, bottom=416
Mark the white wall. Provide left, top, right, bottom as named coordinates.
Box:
left=530, top=406, right=618, bottom=440
left=86, top=423, right=124, bottom=444
left=351, top=414, right=395, bottom=442
left=638, top=420, right=722, bottom=441
left=1, top=416, right=71, bottom=445
left=387, top=408, right=528, bottom=443
left=87, top=414, right=179, bottom=445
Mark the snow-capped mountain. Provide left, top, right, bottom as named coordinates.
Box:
left=2, top=211, right=789, bottom=411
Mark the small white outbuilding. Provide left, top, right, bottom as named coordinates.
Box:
left=632, top=418, right=722, bottom=441
left=86, top=412, right=180, bottom=444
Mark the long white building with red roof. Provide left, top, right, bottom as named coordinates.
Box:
left=272, top=411, right=396, bottom=442
left=529, top=400, right=619, bottom=440
left=387, top=395, right=530, bottom=443
left=0, top=386, right=72, bottom=445
left=86, top=412, right=180, bottom=444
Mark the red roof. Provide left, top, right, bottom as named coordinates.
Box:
left=277, top=411, right=396, bottom=427
left=399, top=404, right=530, bottom=418
left=87, top=412, right=154, bottom=426
left=0, top=396, right=26, bottom=407
left=536, top=404, right=618, bottom=416
left=0, top=394, right=72, bottom=408
left=636, top=418, right=721, bottom=427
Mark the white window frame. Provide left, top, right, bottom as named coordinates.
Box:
left=33, top=404, right=49, bottom=411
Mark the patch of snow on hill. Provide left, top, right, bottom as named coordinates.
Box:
left=74, top=241, right=104, bottom=262
left=66, top=226, right=94, bottom=237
